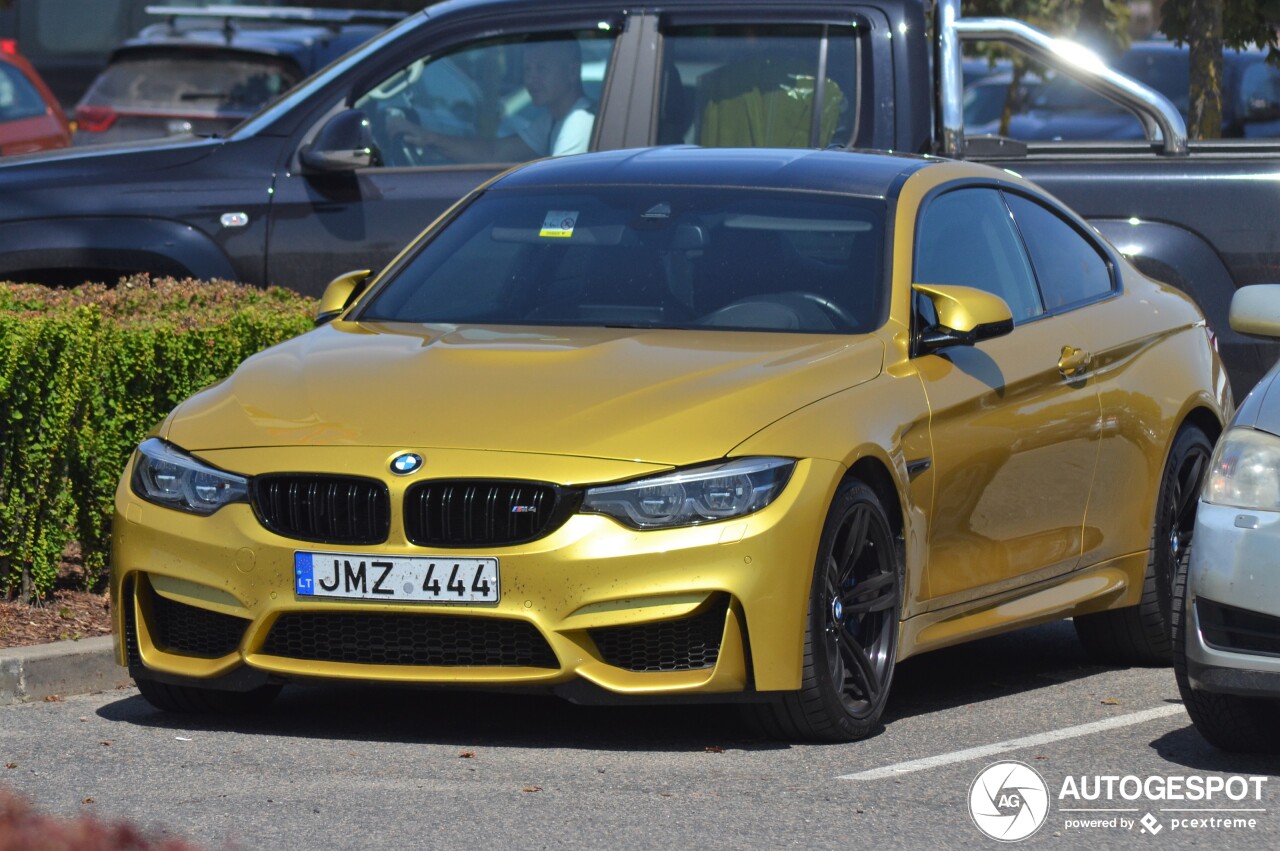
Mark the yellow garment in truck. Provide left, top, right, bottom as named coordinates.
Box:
left=698, top=57, right=843, bottom=147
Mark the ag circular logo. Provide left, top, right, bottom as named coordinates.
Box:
left=389, top=452, right=423, bottom=475
left=969, top=760, right=1050, bottom=842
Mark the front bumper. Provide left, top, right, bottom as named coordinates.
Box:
left=1184, top=501, right=1280, bottom=698
left=111, top=446, right=841, bottom=698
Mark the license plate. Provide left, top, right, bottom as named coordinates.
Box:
left=294, top=552, right=499, bottom=603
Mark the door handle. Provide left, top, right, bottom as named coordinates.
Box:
left=1058, top=345, right=1092, bottom=378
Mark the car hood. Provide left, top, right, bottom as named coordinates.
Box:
left=163, top=321, right=885, bottom=465
left=1230, top=355, right=1280, bottom=435
left=1004, top=110, right=1145, bottom=141
left=0, top=134, right=217, bottom=177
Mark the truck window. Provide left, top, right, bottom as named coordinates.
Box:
left=656, top=24, right=861, bottom=149
left=354, top=30, right=616, bottom=169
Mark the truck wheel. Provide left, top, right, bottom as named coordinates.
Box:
left=745, top=480, right=901, bottom=741
left=134, top=676, right=281, bottom=714
left=1171, top=536, right=1280, bottom=752
left=1075, top=424, right=1211, bottom=665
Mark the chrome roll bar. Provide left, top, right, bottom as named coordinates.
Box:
left=934, top=0, right=1188, bottom=156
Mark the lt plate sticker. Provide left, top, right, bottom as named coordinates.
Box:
left=294, top=551, right=499, bottom=603
left=539, top=210, right=578, bottom=238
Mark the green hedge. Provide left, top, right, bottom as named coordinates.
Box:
left=0, top=276, right=315, bottom=601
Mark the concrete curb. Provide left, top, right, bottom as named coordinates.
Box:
left=0, top=637, right=133, bottom=706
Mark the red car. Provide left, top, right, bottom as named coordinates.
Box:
left=0, top=39, right=71, bottom=155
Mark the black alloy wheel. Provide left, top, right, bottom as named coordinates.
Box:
left=1155, top=434, right=1212, bottom=630
left=822, top=492, right=899, bottom=722
left=747, top=479, right=902, bottom=742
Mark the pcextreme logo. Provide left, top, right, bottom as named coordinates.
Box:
left=968, top=763, right=1270, bottom=841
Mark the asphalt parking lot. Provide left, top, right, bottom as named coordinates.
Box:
left=2, top=619, right=1275, bottom=849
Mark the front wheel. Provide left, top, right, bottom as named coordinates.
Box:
left=746, top=479, right=902, bottom=742
left=1171, top=539, right=1280, bottom=753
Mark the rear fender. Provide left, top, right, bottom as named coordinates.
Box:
left=1092, top=218, right=1275, bottom=394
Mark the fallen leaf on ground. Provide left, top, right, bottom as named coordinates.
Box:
left=42, top=695, right=63, bottom=703
left=81, top=798, right=94, bottom=804
left=522, top=786, right=542, bottom=793
left=703, top=745, right=725, bottom=754
left=100, top=742, right=112, bottom=747
left=459, top=751, right=476, bottom=759
left=4, top=764, right=16, bottom=770
left=1100, top=698, right=1120, bottom=706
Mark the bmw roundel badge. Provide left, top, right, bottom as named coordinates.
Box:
left=390, top=452, right=423, bottom=475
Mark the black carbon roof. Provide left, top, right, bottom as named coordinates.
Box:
left=490, top=146, right=937, bottom=199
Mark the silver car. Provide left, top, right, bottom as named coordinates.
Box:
left=1176, top=285, right=1280, bottom=753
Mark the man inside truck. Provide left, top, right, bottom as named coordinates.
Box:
left=386, top=36, right=594, bottom=162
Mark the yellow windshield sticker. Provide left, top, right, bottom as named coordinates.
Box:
left=539, top=211, right=578, bottom=238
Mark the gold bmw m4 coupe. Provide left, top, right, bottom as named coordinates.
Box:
left=111, top=147, right=1230, bottom=741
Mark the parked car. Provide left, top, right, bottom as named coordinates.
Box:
left=1, top=0, right=1280, bottom=394
left=979, top=41, right=1280, bottom=141
left=0, top=38, right=71, bottom=155
left=73, top=5, right=403, bottom=146
left=0, top=0, right=268, bottom=108
left=963, top=70, right=1041, bottom=132
left=1174, top=284, right=1280, bottom=753
left=111, top=146, right=1229, bottom=740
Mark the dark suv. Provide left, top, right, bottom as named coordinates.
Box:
left=73, top=5, right=403, bottom=146
left=0, top=0, right=915, bottom=295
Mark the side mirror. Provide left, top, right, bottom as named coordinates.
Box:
left=912, top=283, right=1014, bottom=353
left=315, top=269, right=373, bottom=325
left=1230, top=284, right=1280, bottom=338
left=299, top=109, right=375, bottom=173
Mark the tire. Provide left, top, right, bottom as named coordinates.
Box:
left=1171, top=540, right=1280, bottom=753
left=745, top=480, right=902, bottom=742
left=134, top=676, right=281, bottom=715
left=1075, top=424, right=1212, bottom=665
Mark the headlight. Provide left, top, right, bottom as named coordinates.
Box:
left=130, top=438, right=249, bottom=516
left=582, top=457, right=795, bottom=529
left=1203, top=427, right=1280, bottom=511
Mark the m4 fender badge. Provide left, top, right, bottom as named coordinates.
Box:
left=390, top=452, right=423, bottom=475
left=511, top=505, right=538, bottom=513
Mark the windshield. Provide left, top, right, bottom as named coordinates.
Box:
left=1027, top=49, right=1190, bottom=115
left=231, top=11, right=428, bottom=139
left=82, top=53, right=301, bottom=116
left=360, top=186, right=886, bottom=334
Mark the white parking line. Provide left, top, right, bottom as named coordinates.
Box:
left=839, top=704, right=1185, bottom=781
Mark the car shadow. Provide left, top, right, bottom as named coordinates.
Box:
left=883, top=618, right=1114, bottom=724
left=1149, top=718, right=1280, bottom=776
left=96, top=682, right=774, bottom=753
left=95, top=619, right=1117, bottom=751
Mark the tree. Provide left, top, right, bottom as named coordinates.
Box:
left=1162, top=0, right=1280, bottom=139
left=964, top=1, right=1131, bottom=134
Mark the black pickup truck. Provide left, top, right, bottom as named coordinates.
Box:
left=1, top=0, right=1276, bottom=390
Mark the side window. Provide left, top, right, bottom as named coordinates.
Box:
left=1004, top=193, right=1113, bottom=310
left=1237, top=60, right=1280, bottom=134
left=354, top=30, right=615, bottom=168
left=0, top=64, right=47, bottom=123
left=656, top=24, right=861, bottom=148
left=915, top=187, right=1043, bottom=323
